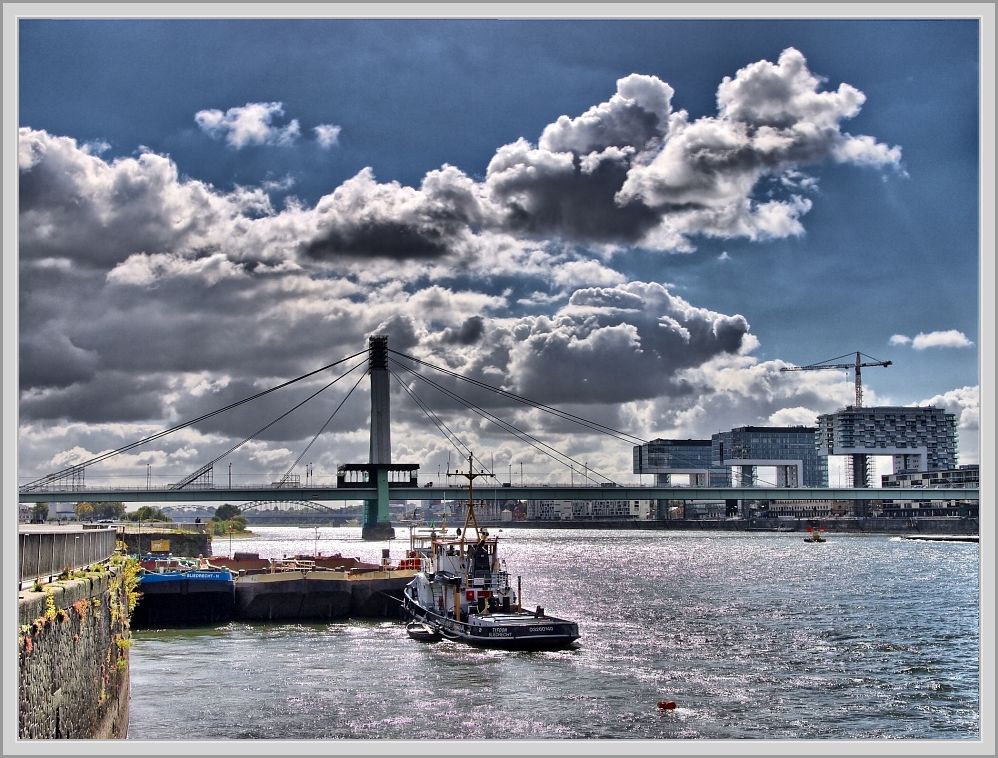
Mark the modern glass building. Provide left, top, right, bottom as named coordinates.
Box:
left=632, top=439, right=730, bottom=519
left=632, top=439, right=731, bottom=486
left=711, top=426, right=827, bottom=487
left=817, top=406, right=958, bottom=486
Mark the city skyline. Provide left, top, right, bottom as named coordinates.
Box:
left=12, top=16, right=985, bottom=488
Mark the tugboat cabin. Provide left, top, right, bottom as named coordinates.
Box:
left=407, top=527, right=515, bottom=620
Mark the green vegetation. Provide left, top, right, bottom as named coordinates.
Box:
left=31, top=502, right=49, bottom=523
left=109, top=551, right=142, bottom=618
left=124, top=505, right=171, bottom=522
left=210, top=503, right=251, bottom=536
left=209, top=516, right=250, bottom=536
left=213, top=503, right=242, bottom=521
left=75, top=501, right=126, bottom=521
left=43, top=592, right=58, bottom=622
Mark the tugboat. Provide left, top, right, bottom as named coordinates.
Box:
left=803, top=526, right=827, bottom=543
left=401, top=454, right=580, bottom=650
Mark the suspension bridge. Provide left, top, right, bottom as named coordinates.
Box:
left=18, top=337, right=980, bottom=539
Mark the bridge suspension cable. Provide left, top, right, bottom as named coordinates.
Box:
left=388, top=349, right=652, bottom=445
left=389, top=369, right=499, bottom=482
left=276, top=367, right=367, bottom=487
left=388, top=348, right=783, bottom=487
left=388, top=357, right=617, bottom=485
left=20, top=348, right=368, bottom=492
left=172, top=358, right=368, bottom=489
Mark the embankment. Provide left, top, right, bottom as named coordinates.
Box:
left=118, top=530, right=211, bottom=557
left=18, top=562, right=137, bottom=739
left=485, top=517, right=979, bottom=535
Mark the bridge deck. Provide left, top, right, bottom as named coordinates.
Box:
left=17, top=485, right=981, bottom=503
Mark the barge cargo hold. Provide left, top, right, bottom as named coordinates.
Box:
left=132, top=558, right=235, bottom=628
left=130, top=553, right=417, bottom=626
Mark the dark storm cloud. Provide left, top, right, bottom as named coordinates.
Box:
left=18, top=129, right=233, bottom=269
left=504, top=282, right=752, bottom=404
left=168, top=376, right=371, bottom=443
left=303, top=218, right=453, bottom=260
left=300, top=166, right=482, bottom=261
left=441, top=316, right=485, bottom=345
left=19, top=372, right=170, bottom=422
left=19, top=327, right=100, bottom=389
left=483, top=141, right=662, bottom=244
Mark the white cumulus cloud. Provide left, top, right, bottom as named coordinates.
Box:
left=916, top=385, right=979, bottom=464
left=313, top=123, right=342, bottom=149
left=911, top=330, right=974, bottom=350
left=195, top=102, right=301, bottom=148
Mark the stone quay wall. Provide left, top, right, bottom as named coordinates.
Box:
left=119, top=530, right=211, bottom=557
left=18, top=566, right=134, bottom=739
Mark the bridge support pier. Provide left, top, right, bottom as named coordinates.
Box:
left=362, top=466, right=395, bottom=541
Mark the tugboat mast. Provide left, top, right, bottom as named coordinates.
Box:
left=445, top=452, right=494, bottom=621
left=448, top=452, right=490, bottom=578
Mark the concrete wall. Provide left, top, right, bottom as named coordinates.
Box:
left=18, top=568, right=132, bottom=739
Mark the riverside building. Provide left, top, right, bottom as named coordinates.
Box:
left=710, top=426, right=828, bottom=487
left=632, top=439, right=730, bottom=518
left=526, top=499, right=653, bottom=520
left=880, top=463, right=978, bottom=518
left=817, top=406, right=958, bottom=487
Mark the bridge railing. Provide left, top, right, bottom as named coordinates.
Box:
left=18, top=529, right=118, bottom=585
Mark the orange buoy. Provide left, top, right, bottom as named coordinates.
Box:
left=657, top=701, right=677, bottom=710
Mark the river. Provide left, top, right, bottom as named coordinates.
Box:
left=127, top=526, right=979, bottom=741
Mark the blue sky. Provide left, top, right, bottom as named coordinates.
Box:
left=15, top=17, right=983, bottom=484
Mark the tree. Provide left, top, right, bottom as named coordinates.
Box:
left=75, top=502, right=95, bottom=521
left=213, top=503, right=242, bottom=521
left=125, top=505, right=171, bottom=522
left=74, top=501, right=126, bottom=521
left=210, top=515, right=248, bottom=536
left=93, top=501, right=126, bottom=520
left=31, top=503, right=49, bottom=523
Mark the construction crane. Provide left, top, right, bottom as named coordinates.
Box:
left=781, top=351, right=892, bottom=490
left=779, top=351, right=892, bottom=408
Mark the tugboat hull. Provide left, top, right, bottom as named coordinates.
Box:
left=403, top=590, right=579, bottom=650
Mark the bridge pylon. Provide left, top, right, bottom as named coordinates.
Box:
left=360, top=336, right=417, bottom=540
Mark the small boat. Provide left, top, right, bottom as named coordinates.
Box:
left=803, top=527, right=826, bottom=543
left=402, top=454, right=580, bottom=650
left=406, top=621, right=443, bottom=642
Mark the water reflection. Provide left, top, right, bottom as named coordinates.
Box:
left=129, top=527, right=979, bottom=740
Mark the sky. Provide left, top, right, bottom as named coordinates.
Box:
left=14, top=16, right=984, bottom=490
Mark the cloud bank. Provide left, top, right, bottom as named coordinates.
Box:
left=17, top=48, right=930, bottom=484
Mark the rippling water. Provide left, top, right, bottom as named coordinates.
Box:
left=128, top=527, right=979, bottom=740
